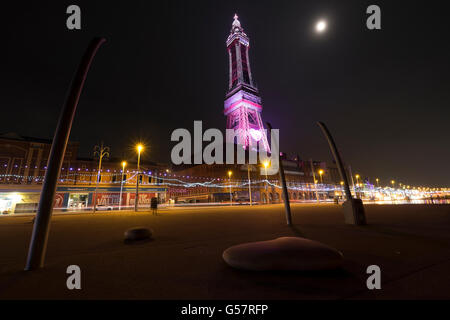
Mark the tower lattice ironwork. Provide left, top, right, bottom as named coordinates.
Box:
left=224, top=14, right=270, bottom=152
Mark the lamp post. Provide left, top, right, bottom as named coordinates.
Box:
left=135, top=144, right=143, bottom=212
left=263, top=161, right=269, bottom=191
left=376, top=178, right=379, bottom=188
left=228, top=170, right=232, bottom=206
left=391, top=180, right=396, bottom=201
left=93, top=143, right=110, bottom=213
left=318, top=169, right=324, bottom=184
left=355, top=174, right=360, bottom=199
left=310, top=159, right=319, bottom=203
left=119, top=161, right=126, bottom=210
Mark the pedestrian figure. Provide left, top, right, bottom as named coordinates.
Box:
left=151, top=197, right=158, bottom=216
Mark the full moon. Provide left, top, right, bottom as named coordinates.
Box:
left=315, top=20, right=327, bottom=33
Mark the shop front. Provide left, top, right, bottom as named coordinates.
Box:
left=0, top=184, right=168, bottom=214
left=68, top=193, right=89, bottom=209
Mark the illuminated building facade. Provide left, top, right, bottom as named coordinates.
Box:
left=0, top=133, right=168, bottom=214
left=224, top=14, right=270, bottom=151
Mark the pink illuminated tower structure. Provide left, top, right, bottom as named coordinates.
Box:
left=224, top=14, right=270, bottom=152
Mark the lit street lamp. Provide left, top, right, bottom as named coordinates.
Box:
left=135, top=144, right=143, bottom=212
left=355, top=174, right=360, bottom=198
left=391, top=180, right=396, bottom=200
left=376, top=178, right=379, bottom=188
left=119, top=161, right=126, bottom=210
left=318, top=169, right=324, bottom=184
left=228, top=170, right=233, bottom=206
left=263, top=161, right=269, bottom=191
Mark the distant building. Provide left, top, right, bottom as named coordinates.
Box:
left=0, top=132, right=78, bottom=184
left=0, top=133, right=168, bottom=214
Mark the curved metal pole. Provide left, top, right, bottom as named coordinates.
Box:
left=247, top=164, right=252, bottom=206
left=266, top=122, right=292, bottom=226
left=316, top=122, right=353, bottom=201
left=25, top=37, right=106, bottom=270
left=316, top=121, right=366, bottom=225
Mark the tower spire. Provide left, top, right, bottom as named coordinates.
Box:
left=231, top=13, right=242, bottom=33
left=224, top=14, right=270, bottom=152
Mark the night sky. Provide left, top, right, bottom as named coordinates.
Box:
left=2, top=1, right=449, bottom=186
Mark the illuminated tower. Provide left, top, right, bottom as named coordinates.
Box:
left=224, top=14, right=270, bottom=151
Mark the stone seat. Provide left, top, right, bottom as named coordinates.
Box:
left=124, top=227, right=153, bottom=242
left=223, top=236, right=343, bottom=271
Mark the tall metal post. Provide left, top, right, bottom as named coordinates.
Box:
left=119, top=162, right=126, bottom=210
left=25, top=38, right=106, bottom=270
left=228, top=171, right=233, bottom=206
left=266, top=122, right=292, bottom=225
left=310, top=158, right=320, bottom=203
left=93, top=142, right=109, bottom=213
left=316, top=121, right=366, bottom=225
left=229, top=178, right=232, bottom=205
left=93, top=157, right=102, bottom=212
left=135, top=150, right=141, bottom=212
left=247, top=164, right=252, bottom=206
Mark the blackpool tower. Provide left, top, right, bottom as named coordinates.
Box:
left=224, top=14, right=270, bottom=152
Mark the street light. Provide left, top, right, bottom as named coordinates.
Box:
left=318, top=169, right=324, bottom=184
left=119, top=161, right=126, bottom=210
left=376, top=178, right=379, bottom=187
left=135, top=144, right=143, bottom=212
left=228, top=170, right=233, bottom=206
left=354, top=174, right=361, bottom=199
left=263, top=161, right=269, bottom=191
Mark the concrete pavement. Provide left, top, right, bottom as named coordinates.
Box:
left=0, top=203, right=449, bottom=299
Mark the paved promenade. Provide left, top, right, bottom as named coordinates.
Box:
left=0, top=203, right=449, bottom=299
